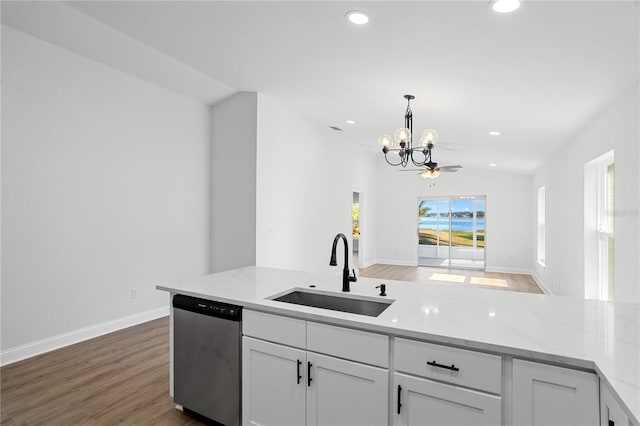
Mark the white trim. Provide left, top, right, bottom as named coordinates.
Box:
left=0, top=306, right=169, bottom=366
left=485, top=266, right=532, bottom=275
left=530, top=270, right=552, bottom=295
left=375, top=259, right=418, bottom=267
left=361, top=258, right=377, bottom=269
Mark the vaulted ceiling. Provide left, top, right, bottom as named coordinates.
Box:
left=3, top=1, right=638, bottom=173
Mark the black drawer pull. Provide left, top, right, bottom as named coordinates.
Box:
left=397, top=385, right=402, bottom=414
left=427, top=360, right=460, bottom=372
left=307, top=362, right=313, bottom=387
left=297, top=359, right=302, bottom=384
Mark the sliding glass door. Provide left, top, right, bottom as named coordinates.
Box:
left=418, top=195, right=486, bottom=269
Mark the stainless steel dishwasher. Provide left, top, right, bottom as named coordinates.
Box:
left=173, top=294, right=242, bottom=426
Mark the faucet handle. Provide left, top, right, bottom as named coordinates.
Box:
left=349, top=269, right=357, bottom=282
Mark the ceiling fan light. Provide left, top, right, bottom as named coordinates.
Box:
left=419, top=129, right=439, bottom=146
left=431, top=169, right=441, bottom=179
left=378, top=134, right=394, bottom=149
left=421, top=169, right=431, bottom=179
left=393, top=128, right=411, bottom=145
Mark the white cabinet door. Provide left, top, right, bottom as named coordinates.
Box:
left=393, top=372, right=501, bottom=426
left=601, top=382, right=631, bottom=426
left=513, top=359, right=599, bottom=426
left=306, top=352, right=388, bottom=426
left=242, top=337, right=306, bottom=426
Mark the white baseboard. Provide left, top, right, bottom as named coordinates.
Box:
left=0, top=306, right=169, bottom=367
left=361, top=258, right=377, bottom=268
left=530, top=270, right=553, bottom=295
left=485, top=266, right=532, bottom=275
left=375, top=259, right=418, bottom=267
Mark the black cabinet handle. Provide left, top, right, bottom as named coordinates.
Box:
left=397, top=385, right=402, bottom=414
left=297, top=360, right=302, bottom=384
left=427, top=360, right=460, bottom=372
left=307, top=362, right=313, bottom=387
left=608, top=420, right=615, bottom=426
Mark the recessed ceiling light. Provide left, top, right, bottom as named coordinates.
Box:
left=489, top=131, right=501, bottom=136
left=489, top=163, right=497, bottom=167
left=345, top=120, right=356, bottom=125
left=346, top=10, right=369, bottom=25
left=491, top=0, right=521, bottom=14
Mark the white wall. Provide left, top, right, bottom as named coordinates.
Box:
left=1, top=27, right=210, bottom=359
left=255, top=94, right=377, bottom=275
left=210, top=92, right=257, bottom=272
left=376, top=162, right=532, bottom=273
left=532, top=86, right=639, bottom=302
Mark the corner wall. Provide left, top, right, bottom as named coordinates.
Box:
left=1, top=26, right=211, bottom=362
left=255, top=94, right=378, bottom=274
left=210, top=92, right=257, bottom=273
left=531, top=86, right=639, bottom=302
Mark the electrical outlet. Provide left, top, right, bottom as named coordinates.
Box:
left=131, top=288, right=138, bottom=299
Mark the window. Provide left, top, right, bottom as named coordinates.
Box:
left=597, top=156, right=615, bottom=301
left=585, top=150, right=614, bottom=301
left=537, top=186, right=545, bottom=266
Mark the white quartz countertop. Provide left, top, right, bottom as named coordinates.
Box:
left=157, top=266, right=639, bottom=422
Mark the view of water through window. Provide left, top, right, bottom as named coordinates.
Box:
left=418, top=196, right=486, bottom=269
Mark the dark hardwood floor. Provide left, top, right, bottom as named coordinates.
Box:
left=0, top=317, right=212, bottom=425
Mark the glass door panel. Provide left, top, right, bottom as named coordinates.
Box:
left=419, top=196, right=485, bottom=270
left=418, top=198, right=450, bottom=267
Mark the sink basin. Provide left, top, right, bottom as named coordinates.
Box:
left=270, top=289, right=393, bottom=317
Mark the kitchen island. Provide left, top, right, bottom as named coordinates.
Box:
left=157, top=266, right=639, bottom=425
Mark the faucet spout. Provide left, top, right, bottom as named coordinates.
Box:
left=329, top=233, right=357, bottom=292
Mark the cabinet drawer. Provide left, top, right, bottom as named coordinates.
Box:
left=243, top=310, right=306, bottom=348
left=395, top=338, right=501, bottom=394
left=307, top=322, right=389, bottom=368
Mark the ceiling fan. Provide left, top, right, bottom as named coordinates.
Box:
left=399, top=161, right=463, bottom=179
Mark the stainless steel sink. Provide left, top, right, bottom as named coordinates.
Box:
left=270, top=289, right=393, bottom=317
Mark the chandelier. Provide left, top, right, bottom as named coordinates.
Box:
left=378, top=95, right=440, bottom=168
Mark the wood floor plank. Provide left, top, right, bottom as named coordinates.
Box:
left=1, top=317, right=215, bottom=426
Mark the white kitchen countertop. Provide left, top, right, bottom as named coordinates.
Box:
left=157, top=266, right=639, bottom=423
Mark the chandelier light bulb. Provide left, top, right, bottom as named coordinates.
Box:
left=378, top=134, right=394, bottom=149
left=393, top=128, right=411, bottom=145
left=419, top=129, right=439, bottom=146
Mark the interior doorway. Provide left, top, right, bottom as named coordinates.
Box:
left=417, top=195, right=486, bottom=270
left=352, top=191, right=362, bottom=269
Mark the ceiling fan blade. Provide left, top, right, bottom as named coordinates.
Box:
left=397, top=169, right=423, bottom=172
left=439, top=169, right=459, bottom=172
left=438, top=165, right=463, bottom=170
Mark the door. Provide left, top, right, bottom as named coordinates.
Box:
left=352, top=191, right=362, bottom=269
left=242, top=337, right=306, bottom=426
left=449, top=197, right=485, bottom=269
left=393, top=373, right=501, bottom=426
left=418, top=196, right=485, bottom=269
left=512, top=359, right=599, bottom=426
left=307, top=352, right=388, bottom=426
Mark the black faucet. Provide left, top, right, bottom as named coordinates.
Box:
left=329, top=233, right=357, bottom=292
